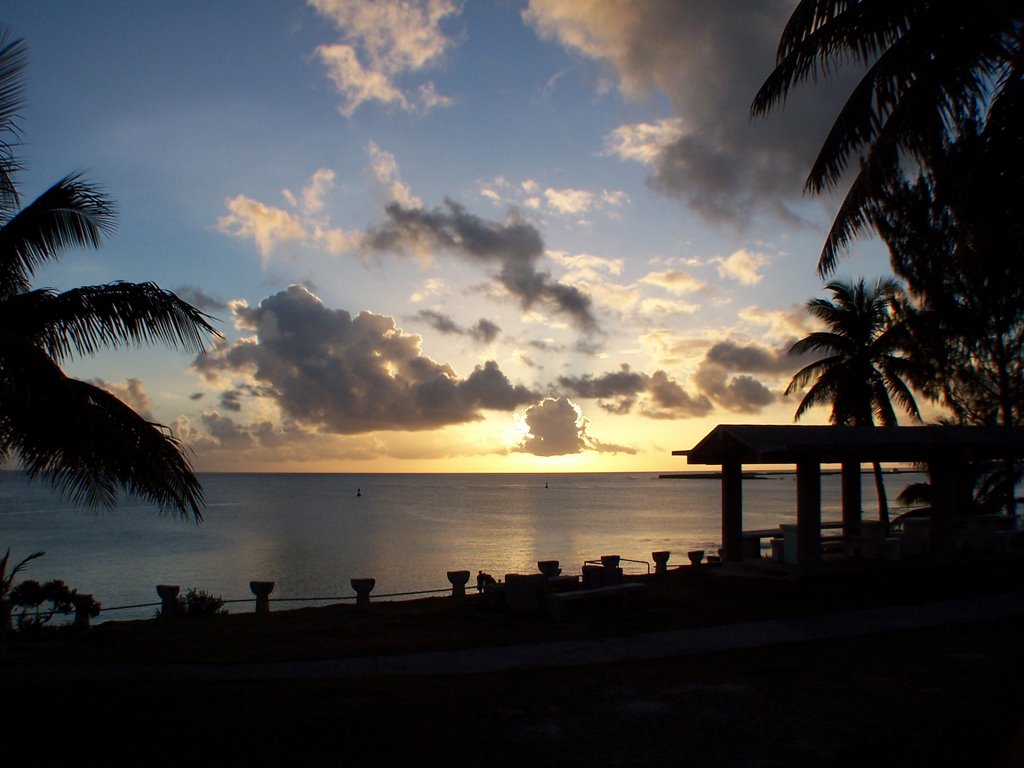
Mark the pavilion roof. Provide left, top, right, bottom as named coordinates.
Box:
left=676, top=424, right=1024, bottom=466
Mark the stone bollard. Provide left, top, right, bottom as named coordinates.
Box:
left=351, top=578, right=375, bottom=609
left=687, top=550, right=705, bottom=566
left=537, top=560, right=561, bottom=578
left=249, top=581, right=275, bottom=614
left=156, top=585, right=180, bottom=618
left=73, top=594, right=95, bottom=630
left=447, top=570, right=470, bottom=598
left=652, top=550, right=671, bottom=575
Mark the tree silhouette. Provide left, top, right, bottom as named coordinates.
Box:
left=0, top=30, right=218, bottom=519
left=787, top=278, right=921, bottom=524
left=752, top=1, right=1024, bottom=274
left=871, top=119, right=1024, bottom=514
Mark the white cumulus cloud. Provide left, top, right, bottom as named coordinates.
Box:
left=309, top=0, right=461, bottom=116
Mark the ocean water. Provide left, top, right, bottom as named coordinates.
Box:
left=0, top=470, right=925, bottom=622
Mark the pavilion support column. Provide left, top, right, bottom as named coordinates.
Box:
left=841, top=461, right=862, bottom=537
left=796, top=460, right=822, bottom=572
left=722, top=461, right=743, bottom=562
left=929, top=457, right=964, bottom=561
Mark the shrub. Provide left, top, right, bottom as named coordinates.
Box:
left=9, top=578, right=100, bottom=630
left=172, top=587, right=227, bottom=617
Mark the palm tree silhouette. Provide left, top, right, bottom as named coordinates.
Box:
left=786, top=278, right=921, bottom=525
left=0, top=31, right=218, bottom=519
left=752, top=1, right=1024, bottom=275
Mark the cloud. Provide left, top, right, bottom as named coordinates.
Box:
left=367, top=141, right=422, bottom=207
left=514, top=396, right=634, bottom=456
left=714, top=249, right=770, bottom=285
left=309, top=0, right=461, bottom=115
left=557, top=339, right=794, bottom=417
left=691, top=338, right=798, bottom=413
left=525, top=0, right=855, bottom=225
left=193, top=285, right=536, bottom=433
left=218, top=196, right=307, bottom=263
left=557, top=365, right=712, bottom=418
left=602, top=118, right=686, bottom=163
left=90, top=377, right=154, bottom=421
left=644, top=370, right=713, bottom=419
left=363, top=199, right=598, bottom=331
left=479, top=176, right=629, bottom=222
left=414, top=310, right=501, bottom=343
left=639, top=269, right=704, bottom=295
left=173, top=286, right=229, bottom=313
left=703, top=339, right=794, bottom=374
left=693, top=365, right=776, bottom=414
left=218, top=169, right=359, bottom=263
left=410, top=277, right=446, bottom=302
left=738, top=304, right=814, bottom=343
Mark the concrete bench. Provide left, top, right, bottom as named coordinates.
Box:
left=545, top=582, right=647, bottom=621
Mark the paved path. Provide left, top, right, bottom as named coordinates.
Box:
left=4, top=592, right=1023, bottom=682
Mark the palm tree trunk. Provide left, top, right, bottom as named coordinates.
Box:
left=872, top=460, right=889, bottom=529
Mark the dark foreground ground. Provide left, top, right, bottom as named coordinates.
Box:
left=4, top=557, right=1024, bottom=767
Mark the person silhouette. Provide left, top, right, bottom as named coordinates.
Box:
left=476, top=570, right=495, bottom=592
left=356, top=488, right=361, bottom=497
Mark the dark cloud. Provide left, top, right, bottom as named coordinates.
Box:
left=462, top=361, right=536, bottom=410
left=643, top=370, right=713, bottom=419
left=514, top=396, right=634, bottom=456
left=557, top=365, right=711, bottom=419
left=364, top=200, right=598, bottom=331
left=200, top=412, right=258, bottom=450
left=174, top=285, right=229, bottom=313
left=694, top=338, right=800, bottom=413
left=694, top=364, right=777, bottom=414
left=189, top=392, right=204, bottom=401
left=557, top=364, right=647, bottom=399
left=193, top=285, right=537, bottom=434
left=219, top=390, right=243, bottom=412
left=415, top=309, right=462, bottom=336
left=704, top=340, right=795, bottom=374
left=529, top=338, right=566, bottom=353
left=470, top=318, right=501, bottom=344
left=556, top=347, right=787, bottom=417
left=528, top=0, right=861, bottom=225
left=414, top=310, right=502, bottom=344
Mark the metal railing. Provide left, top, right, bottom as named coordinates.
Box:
left=98, top=586, right=454, bottom=615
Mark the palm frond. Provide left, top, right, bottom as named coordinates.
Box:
left=2, top=282, right=220, bottom=361
left=785, top=355, right=839, bottom=395
left=0, top=548, right=44, bottom=597
left=0, top=174, right=115, bottom=295
left=0, top=29, right=27, bottom=218
left=751, top=1, right=915, bottom=117
left=754, top=1, right=1024, bottom=271
left=0, top=348, right=203, bottom=519
left=788, top=332, right=847, bottom=358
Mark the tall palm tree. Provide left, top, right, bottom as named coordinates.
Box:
left=0, top=30, right=218, bottom=519
left=786, top=278, right=921, bottom=525
left=752, top=1, right=1024, bottom=275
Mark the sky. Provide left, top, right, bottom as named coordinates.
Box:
left=5, top=0, right=904, bottom=473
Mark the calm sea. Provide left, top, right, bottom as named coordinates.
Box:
left=0, top=470, right=925, bottom=622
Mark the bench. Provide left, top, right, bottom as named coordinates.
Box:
left=545, top=582, right=647, bottom=621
